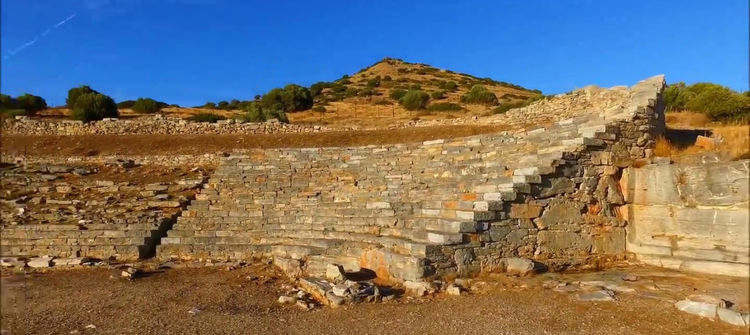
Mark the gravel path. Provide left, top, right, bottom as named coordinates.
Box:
left=1, top=266, right=745, bottom=335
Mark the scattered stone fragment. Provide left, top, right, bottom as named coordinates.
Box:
left=446, top=283, right=462, bottom=296
left=404, top=280, right=435, bottom=297
left=27, top=256, right=53, bottom=268
left=0, top=257, right=25, bottom=268
left=120, top=266, right=141, bottom=280
left=503, top=257, right=536, bottom=276
left=621, top=274, right=638, bottom=282
left=577, top=289, right=615, bottom=302
left=717, top=307, right=747, bottom=326
left=187, top=307, right=201, bottom=315
left=84, top=324, right=96, bottom=330
left=325, top=263, right=347, bottom=282
left=295, top=300, right=313, bottom=311
left=675, top=299, right=717, bottom=319
left=277, top=295, right=297, bottom=304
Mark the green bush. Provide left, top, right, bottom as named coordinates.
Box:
left=383, top=75, right=392, bottom=81
left=0, top=109, right=28, bottom=118
left=189, top=113, right=226, bottom=123
left=66, top=85, right=98, bottom=107
left=1, top=93, right=47, bottom=115
left=366, top=77, right=381, bottom=88
left=399, top=90, right=430, bottom=110
left=117, top=100, right=136, bottom=109
left=310, top=81, right=331, bottom=96
left=664, top=82, right=750, bottom=120
left=260, top=84, right=313, bottom=113
left=427, top=102, right=462, bottom=111
left=312, top=106, right=326, bottom=113
left=389, top=89, right=407, bottom=101
left=460, top=85, right=498, bottom=105
left=359, top=88, right=375, bottom=97
left=439, top=81, right=458, bottom=91
left=131, top=98, right=162, bottom=114
left=71, top=92, right=118, bottom=122
left=431, top=90, right=446, bottom=99
left=243, top=102, right=289, bottom=123
left=409, top=84, right=422, bottom=90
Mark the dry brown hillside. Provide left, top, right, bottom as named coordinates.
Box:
left=289, top=57, right=540, bottom=127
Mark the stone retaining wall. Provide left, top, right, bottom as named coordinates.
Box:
left=2, top=115, right=329, bottom=135
left=622, top=159, right=750, bottom=277
left=158, top=75, right=667, bottom=282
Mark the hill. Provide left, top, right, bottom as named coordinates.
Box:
left=288, top=57, right=541, bottom=127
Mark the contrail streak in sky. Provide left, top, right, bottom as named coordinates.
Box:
left=3, top=13, right=76, bottom=60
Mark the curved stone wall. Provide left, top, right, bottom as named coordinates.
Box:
left=157, top=75, right=667, bottom=281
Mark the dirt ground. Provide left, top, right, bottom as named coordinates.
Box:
left=1, top=265, right=746, bottom=335
left=1, top=125, right=506, bottom=157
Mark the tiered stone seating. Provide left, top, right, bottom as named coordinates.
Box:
left=159, top=75, right=666, bottom=281
left=0, top=165, right=205, bottom=260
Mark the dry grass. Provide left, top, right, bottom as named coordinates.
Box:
left=657, top=112, right=749, bottom=160
left=665, top=111, right=711, bottom=128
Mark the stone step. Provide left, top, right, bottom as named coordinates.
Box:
left=1, top=244, right=143, bottom=260
left=1, top=236, right=154, bottom=247
left=0, top=229, right=157, bottom=239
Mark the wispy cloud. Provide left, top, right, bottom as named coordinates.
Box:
left=3, top=13, right=76, bottom=60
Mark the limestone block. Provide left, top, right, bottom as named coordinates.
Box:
left=510, top=204, right=543, bottom=219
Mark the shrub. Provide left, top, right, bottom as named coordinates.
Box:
left=431, top=90, right=446, bottom=99
left=389, top=89, right=407, bottom=101
left=312, top=105, right=326, bottom=113
left=217, top=100, right=229, bottom=110
left=243, top=102, right=289, bottom=123
left=366, top=77, right=381, bottom=88
left=71, top=92, right=118, bottom=122
left=664, top=82, right=750, bottom=121
left=189, top=113, right=225, bottom=123
left=3, top=93, right=47, bottom=115
left=686, top=86, right=750, bottom=121
left=117, top=100, right=136, bottom=109
left=492, top=95, right=544, bottom=114
left=439, top=81, right=458, bottom=91
left=310, top=81, right=331, bottom=96
left=66, top=85, right=97, bottom=107
left=260, top=84, right=313, bottom=113
left=131, top=98, right=162, bottom=114
left=202, top=102, right=217, bottom=109
left=427, top=102, right=462, bottom=111
left=359, top=88, right=375, bottom=97
left=345, top=87, right=360, bottom=97
left=461, top=85, right=498, bottom=105
left=409, top=84, right=422, bottom=90
left=399, top=90, right=430, bottom=110
left=383, top=75, right=392, bottom=81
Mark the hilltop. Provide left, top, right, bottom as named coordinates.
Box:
left=289, top=57, right=541, bottom=127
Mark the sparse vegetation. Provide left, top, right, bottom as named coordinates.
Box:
left=427, top=102, right=462, bottom=111
left=312, top=106, right=326, bottom=113
left=431, top=90, right=446, bottom=100
left=461, top=85, right=499, bottom=105
left=399, top=90, right=430, bottom=110
left=389, top=89, right=407, bottom=101
left=189, top=113, right=226, bottom=123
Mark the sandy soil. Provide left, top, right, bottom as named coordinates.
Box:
left=1, top=265, right=746, bottom=335
left=1, top=125, right=506, bottom=157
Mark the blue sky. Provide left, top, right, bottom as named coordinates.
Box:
left=1, top=0, right=748, bottom=106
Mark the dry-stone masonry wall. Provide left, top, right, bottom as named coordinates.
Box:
left=623, top=159, right=749, bottom=277
left=0, top=163, right=207, bottom=260
left=2, top=115, right=328, bottom=135
left=158, top=75, right=667, bottom=282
